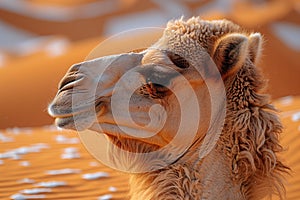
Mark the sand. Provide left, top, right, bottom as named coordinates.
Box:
left=0, top=126, right=130, bottom=200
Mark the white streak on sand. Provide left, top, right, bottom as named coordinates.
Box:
left=108, top=186, right=117, bottom=192
left=82, top=172, right=109, bottom=180
left=11, top=193, right=46, bottom=200
left=5, top=127, right=32, bottom=134
left=280, top=109, right=300, bottom=119
left=55, top=135, right=79, bottom=144
left=0, top=133, right=14, bottom=142
left=46, top=168, right=81, bottom=175
left=21, top=188, right=52, bottom=194
left=5, top=127, right=21, bottom=134
left=61, top=147, right=80, bottom=159
left=42, top=125, right=60, bottom=132
left=12, top=154, right=21, bottom=160
left=64, top=147, right=78, bottom=154
left=0, top=151, right=19, bottom=160
left=0, top=143, right=49, bottom=160
left=17, top=178, right=35, bottom=184
left=292, top=112, right=300, bottom=122
left=35, top=181, right=66, bottom=188
left=98, top=194, right=113, bottom=200
left=278, top=96, right=294, bottom=106
left=19, top=161, right=30, bottom=167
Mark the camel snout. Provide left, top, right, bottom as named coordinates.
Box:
left=48, top=53, right=145, bottom=131
left=58, top=63, right=85, bottom=93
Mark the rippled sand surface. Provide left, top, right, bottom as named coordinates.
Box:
left=0, top=96, right=299, bottom=199
left=0, top=127, right=130, bottom=200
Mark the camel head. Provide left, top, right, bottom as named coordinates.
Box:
left=48, top=18, right=264, bottom=172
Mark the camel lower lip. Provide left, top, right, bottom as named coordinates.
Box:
left=55, top=117, right=74, bottom=128
left=54, top=106, right=106, bottom=131
left=55, top=116, right=92, bottom=131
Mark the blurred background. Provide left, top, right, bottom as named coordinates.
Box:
left=0, top=1, right=300, bottom=200
left=0, top=0, right=299, bottom=129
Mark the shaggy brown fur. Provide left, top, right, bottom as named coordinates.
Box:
left=128, top=17, right=289, bottom=200
left=220, top=60, right=289, bottom=199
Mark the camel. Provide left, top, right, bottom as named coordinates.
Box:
left=48, top=17, right=289, bottom=199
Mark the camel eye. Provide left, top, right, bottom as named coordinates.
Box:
left=167, top=52, right=190, bottom=69
left=139, top=82, right=170, bottom=99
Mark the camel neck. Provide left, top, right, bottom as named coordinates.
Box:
left=129, top=148, right=243, bottom=200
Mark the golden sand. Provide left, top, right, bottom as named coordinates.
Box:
left=0, top=127, right=129, bottom=200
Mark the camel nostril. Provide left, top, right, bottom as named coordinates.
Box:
left=58, top=63, right=84, bottom=92
left=59, top=75, right=75, bottom=90
left=69, top=63, right=82, bottom=73
left=58, top=74, right=84, bottom=91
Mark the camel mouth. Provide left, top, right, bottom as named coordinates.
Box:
left=89, top=122, right=167, bottom=148
left=48, top=94, right=103, bottom=117
left=55, top=116, right=77, bottom=130
left=48, top=97, right=105, bottom=131
left=53, top=106, right=105, bottom=131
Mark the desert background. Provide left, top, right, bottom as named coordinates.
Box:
left=0, top=0, right=300, bottom=199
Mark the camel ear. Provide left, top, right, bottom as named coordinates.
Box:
left=248, top=33, right=262, bottom=64
left=213, top=33, right=248, bottom=78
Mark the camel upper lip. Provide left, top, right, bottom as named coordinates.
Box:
left=50, top=103, right=105, bottom=131
left=48, top=103, right=93, bottom=118
left=48, top=97, right=103, bottom=118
